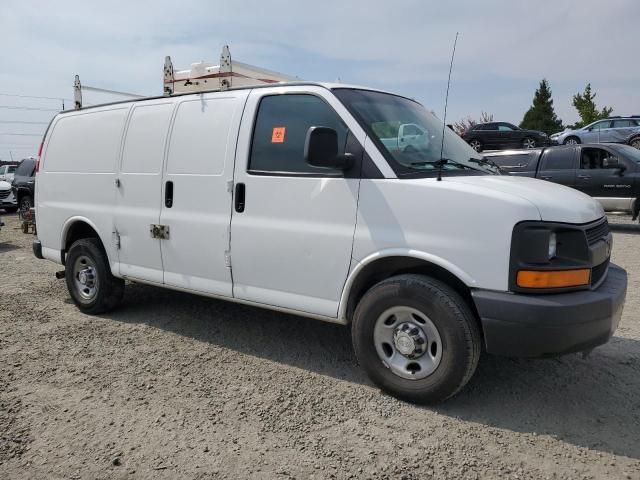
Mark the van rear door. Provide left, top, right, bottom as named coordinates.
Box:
left=157, top=91, right=248, bottom=296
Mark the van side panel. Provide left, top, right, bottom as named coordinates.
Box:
left=38, top=107, right=129, bottom=266
left=116, top=101, right=175, bottom=283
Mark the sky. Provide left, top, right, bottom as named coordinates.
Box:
left=1, top=0, right=638, bottom=161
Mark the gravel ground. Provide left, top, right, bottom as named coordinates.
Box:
left=1, top=212, right=639, bottom=480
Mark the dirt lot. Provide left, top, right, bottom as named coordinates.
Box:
left=0, top=213, right=639, bottom=480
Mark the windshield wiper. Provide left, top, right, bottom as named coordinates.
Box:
left=468, top=157, right=500, bottom=170
left=409, top=158, right=474, bottom=169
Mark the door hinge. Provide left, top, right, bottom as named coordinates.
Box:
left=224, top=251, right=231, bottom=268
left=150, top=224, right=170, bottom=240
left=113, top=231, right=121, bottom=249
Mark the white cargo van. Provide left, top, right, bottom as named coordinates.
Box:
left=33, top=82, right=627, bottom=403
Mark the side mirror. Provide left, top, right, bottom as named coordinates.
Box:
left=304, top=127, right=353, bottom=170
left=603, top=157, right=619, bottom=168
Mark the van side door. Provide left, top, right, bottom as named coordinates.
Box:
left=115, top=101, right=174, bottom=283
left=536, top=147, right=577, bottom=187
left=229, top=87, right=360, bottom=317
left=158, top=91, right=248, bottom=296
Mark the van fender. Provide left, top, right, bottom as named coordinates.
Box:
left=60, top=216, right=116, bottom=267
left=338, top=248, right=476, bottom=323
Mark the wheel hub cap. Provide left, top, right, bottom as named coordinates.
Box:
left=393, top=322, right=427, bottom=358
left=373, top=306, right=443, bottom=380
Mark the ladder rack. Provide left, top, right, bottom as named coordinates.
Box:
left=163, top=45, right=298, bottom=95
left=73, top=45, right=298, bottom=109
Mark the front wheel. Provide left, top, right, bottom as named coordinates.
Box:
left=3, top=207, right=18, bottom=213
left=352, top=274, right=481, bottom=404
left=468, top=139, right=483, bottom=152
left=564, top=136, right=580, bottom=145
left=630, top=136, right=640, bottom=150
left=522, top=137, right=536, bottom=149
left=65, top=238, right=124, bottom=314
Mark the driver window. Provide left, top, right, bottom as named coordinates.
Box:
left=580, top=148, right=613, bottom=169
left=498, top=124, right=514, bottom=131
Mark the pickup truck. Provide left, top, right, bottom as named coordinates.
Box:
left=485, top=143, right=640, bottom=214
left=379, top=123, right=430, bottom=152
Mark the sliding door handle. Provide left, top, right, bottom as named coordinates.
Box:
left=165, top=181, right=174, bottom=208
left=235, top=183, right=246, bottom=213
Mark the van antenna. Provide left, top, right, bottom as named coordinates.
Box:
left=437, top=32, right=459, bottom=182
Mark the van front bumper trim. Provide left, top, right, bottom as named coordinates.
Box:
left=472, top=263, right=627, bottom=357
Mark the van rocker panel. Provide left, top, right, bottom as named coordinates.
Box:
left=472, top=264, right=626, bottom=357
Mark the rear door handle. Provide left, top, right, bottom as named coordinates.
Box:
left=234, top=183, right=245, bottom=213
left=578, top=175, right=591, bottom=179
left=165, top=181, right=173, bottom=208
left=540, top=175, right=552, bottom=180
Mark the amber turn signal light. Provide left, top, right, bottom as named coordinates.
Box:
left=516, top=269, right=591, bottom=289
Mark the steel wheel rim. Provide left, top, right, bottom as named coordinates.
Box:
left=523, top=138, right=535, bottom=149
left=373, top=306, right=443, bottom=380
left=632, top=140, right=640, bottom=150
left=470, top=140, right=481, bottom=151
left=566, top=138, right=578, bottom=145
left=73, top=255, right=99, bottom=301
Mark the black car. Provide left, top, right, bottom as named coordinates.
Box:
left=462, top=122, right=549, bottom=152
left=11, top=158, right=36, bottom=212
left=484, top=143, right=640, bottom=215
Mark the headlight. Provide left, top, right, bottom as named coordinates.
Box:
left=509, top=222, right=592, bottom=293
left=548, top=232, right=557, bottom=259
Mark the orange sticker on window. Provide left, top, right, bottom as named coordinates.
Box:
left=271, top=126, right=286, bottom=143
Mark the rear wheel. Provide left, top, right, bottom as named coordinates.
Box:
left=65, top=238, right=124, bottom=314
left=522, top=137, right=536, bottom=149
left=468, top=139, right=483, bottom=152
left=630, top=136, right=640, bottom=150
left=564, top=136, right=580, bottom=145
left=352, top=274, right=481, bottom=404
left=3, top=207, right=18, bottom=213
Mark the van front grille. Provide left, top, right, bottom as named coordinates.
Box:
left=0, top=190, right=10, bottom=199
left=585, top=219, right=609, bottom=246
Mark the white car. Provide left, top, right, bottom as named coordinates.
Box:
left=33, top=82, right=627, bottom=403
left=0, top=180, right=17, bottom=212
left=0, top=164, right=17, bottom=183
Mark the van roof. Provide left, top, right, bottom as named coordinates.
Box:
left=59, top=81, right=395, bottom=115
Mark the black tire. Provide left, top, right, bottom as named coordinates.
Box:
left=65, top=238, right=124, bottom=314
left=19, top=194, right=33, bottom=212
left=468, top=139, right=483, bottom=152
left=629, top=136, right=640, bottom=150
left=522, top=137, right=536, bottom=149
left=563, top=136, right=580, bottom=145
left=3, top=207, right=18, bottom=213
left=352, top=274, right=481, bottom=404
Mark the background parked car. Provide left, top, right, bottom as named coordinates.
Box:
left=0, top=180, right=18, bottom=213
left=626, top=130, right=640, bottom=150
left=550, top=116, right=640, bottom=145
left=0, top=164, right=18, bottom=183
left=11, top=158, right=36, bottom=213
left=462, top=122, right=549, bottom=152
left=485, top=143, right=640, bottom=213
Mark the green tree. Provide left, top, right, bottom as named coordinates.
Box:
left=572, top=83, right=613, bottom=127
left=519, top=79, right=563, bottom=134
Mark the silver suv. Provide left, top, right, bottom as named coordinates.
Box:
left=551, top=116, right=640, bottom=145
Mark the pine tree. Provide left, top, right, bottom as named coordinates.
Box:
left=519, top=79, right=563, bottom=134
left=572, top=83, right=613, bottom=127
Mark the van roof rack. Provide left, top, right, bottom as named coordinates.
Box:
left=163, top=45, right=299, bottom=96
left=73, top=45, right=299, bottom=109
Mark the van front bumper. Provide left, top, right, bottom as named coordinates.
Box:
left=471, top=264, right=627, bottom=357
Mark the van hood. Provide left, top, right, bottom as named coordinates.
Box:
left=445, top=175, right=604, bottom=224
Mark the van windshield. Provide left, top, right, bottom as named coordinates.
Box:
left=333, top=89, right=498, bottom=176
